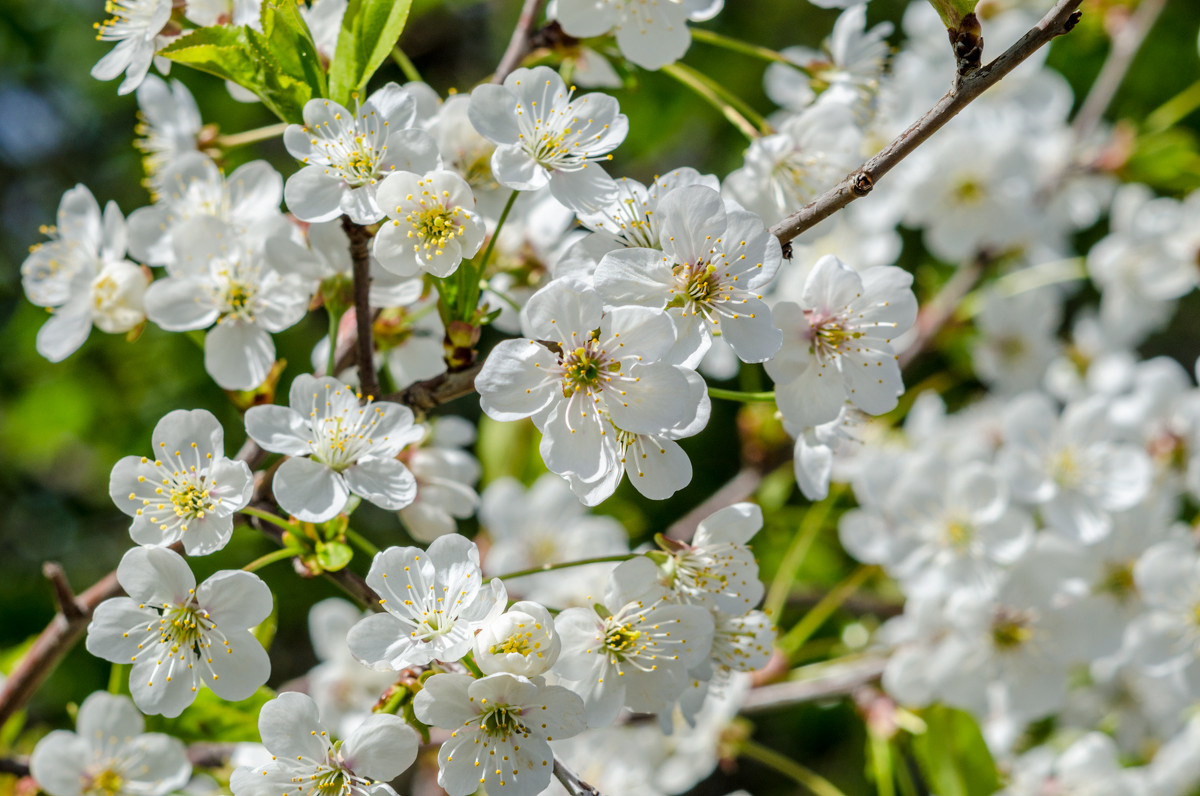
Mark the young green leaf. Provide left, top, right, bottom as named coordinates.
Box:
left=327, top=0, right=414, bottom=104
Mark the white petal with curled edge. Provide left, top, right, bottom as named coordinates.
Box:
left=198, top=570, right=273, bottom=629
left=257, top=692, right=326, bottom=760
left=86, top=598, right=156, bottom=663
left=341, top=714, right=419, bottom=781
left=412, top=672, right=476, bottom=727
left=205, top=320, right=275, bottom=391
left=492, top=144, right=549, bottom=192
left=344, top=457, right=417, bottom=511
left=117, top=546, right=196, bottom=604
left=476, top=339, right=560, bottom=422
left=347, top=612, right=426, bottom=670
left=285, top=166, right=346, bottom=223
left=273, top=456, right=349, bottom=523
left=36, top=300, right=92, bottom=363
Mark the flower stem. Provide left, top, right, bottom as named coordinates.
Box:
left=242, top=547, right=300, bottom=573
left=707, top=387, right=776, bottom=403
left=780, top=565, right=879, bottom=657
left=346, top=528, right=380, bottom=558
left=240, top=505, right=296, bottom=534
left=689, top=28, right=797, bottom=66
left=493, top=554, right=636, bottom=581
left=391, top=46, right=423, bottom=84
left=661, top=62, right=766, bottom=138
left=215, top=122, right=290, bottom=149
left=1146, top=77, right=1200, bottom=133
left=763, top=486, right=842, bottom=621
left=106, top=663, right=127, bottom=695
left=739, top=738, right=849, bottom=796
left=462, top=652, right=485, bottom=678
left=461, top=189, right=519, bottom=321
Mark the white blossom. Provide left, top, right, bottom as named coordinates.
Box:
left=551, top=0, right=723, bottom=70
left=86, top=546, right=272, bottom=717
left=413, top=672, right=586, bottom=796
left=91, top=0, right=172, bottom=95
left=347, top=534, right=506, bottom=670
left=108, top=409, right=252, bottom=555
left=245, top=375, right=422, bottom=522
left=468, top=66, right=627, bottom=213
left=373, top=169, right=486, bottom=278
left=474, top=601, right=560, bottom=678
left=134, top=76, right=203, bottom=188
left=30, top=692, right=190, bottom=796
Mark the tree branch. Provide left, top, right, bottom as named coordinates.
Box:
left=769, top=0, right=1085, bottom=244
left=1071, top=0, right=1167, bottom=141
left=0, top=756, right=30, bottom=778
left=739, top=656, right=888, bottom=715
left=897, top=255, right=986, bottom=368
left=382, top=362, right=483, bottom=411
left=341, top=217, right=381, bottom=401
left=553, top=758, right=605, bottom=796
left=492, top=0, right=546, bottom=84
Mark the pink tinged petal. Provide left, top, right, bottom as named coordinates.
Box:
left=476, top=339, right=561, bottom=422
left=467, top=84, right=521, bottom=145
left=273, top=456, right=349, bottom=523
left=285, top=165, right=346, bottom=223
left=491, top=145, right=549, bottom=192
left=197, top=570, right=272, bottom=628
left=593, top=247, right=674, bottom=309
left=117, top=546, right=196, bottom=604
left=244, top=405, right=311, bottom=456
left=30, top=732, right=90, bottom=796
left=205, top=320, right=275, bottom=391
left=548, top=164, right=618, bottom=214
left=143, top=276, right=221, bottom=331
left=205, top=628, right=270, bottom=701
left=36, top=300, right=92, bottom=362
left=341, top=714, right=419, bottom=781
left=343, top=458, right=417, bottom=511
left=257, top=692, right=327, bottom=760
left=86, top=598, right=158, bottom=663
left=347, top=611, right=428, bottom=670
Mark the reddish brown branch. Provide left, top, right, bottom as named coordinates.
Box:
left=492, top=0, right=546, bottom=84
left=341, top=217, right=381, bottom=401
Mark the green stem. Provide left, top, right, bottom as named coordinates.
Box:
left=107, top=663, right=128, bottom=695
left=895, top=744, right=921, bottom=796
left=240, top=505, right=296, bottom=534
left=242, top=547, right=300, bottom=572
left=780, top=565, right=878, bottom=657
left=661, top=62, right=761, bottom=140
left=485, top=281, right=524, bottom=314
left=763, top=487, right=842, bottom=621
left=494, top=554, right=636, bottom=581
left=739, top=739, right=848, bottom=796
left=1145, top=77, right=1200, bottom=133
left=461, top=189, right=519, bottom=321
left=690, top=28, right=797, bottom=66
left=462, top=652, right=485, bottom=679
left=391, top=46, right=423, bottom=84
left=346, top=528, right=380, bottom=557
left=708, top=387, right=776, bottom=403
left=327, top=305, right=344, bottom=377
left=870, top=733, right=896, bottom=796
left=215, top=122, right=290, bottom=149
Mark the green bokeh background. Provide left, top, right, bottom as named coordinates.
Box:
left=1, top=0, right=1199, bottom=792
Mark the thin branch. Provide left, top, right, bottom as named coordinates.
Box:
left=42, top=562, right=84, bottom=621
left=1071, top=0, right=1168, bottom=141
left=492, top=0, right=546, bottom=84
left=769, top=0, right=1085, bottom=244
left=739, top=656, right=888, bottom=714
left=0, top=756, right=30, bottom=778
left=897, top=256, right=986, bottom=369
left=553, top=758, right=605, bottom=796
left=341, top=217, right=381, bottom=401
left=383, top=362, right=483, bottom=411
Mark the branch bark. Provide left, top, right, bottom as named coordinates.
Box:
left=739, top=656, right=888, bottom=715
left=769, top=0, right=1085, bottom=244
left=383, top=362, right=483, bottom=411
left=552, top=758, right=605, bottom=796
left=492, top=0, right=546, bottom=84
left=341, top=217, right=381, bottom=401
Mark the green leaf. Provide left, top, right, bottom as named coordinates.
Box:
left=911, top=706, right=999, bottom=796
left=149, top=686, right=275, bottom=743
left=327, top=0, right=414, bottom=104
left=159, top=2, right=328, bottom=124
left=316, top=540, right=354, bottom=572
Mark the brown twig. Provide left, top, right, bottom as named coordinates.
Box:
left=42, top=563, right=84, bottom=621
left=666, top=468, right=764, bottom=541
left=492, top=0, right=546, bottom=84
left=383, top=362, right=483, bottom=412
left=739, top=656, right=888, bottom=714
left=769, top=0, right=1085, bottom=244
left=553, top=759, right=605, bottom=796
left=1071, top=0, right=1167, bottom=142
left=0, top=756, right=30, bottom=778
left=897, top=256, right=986, bottom=369
left=341, top=217, right=381, bottom=401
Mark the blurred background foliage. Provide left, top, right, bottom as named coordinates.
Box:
left=2, top=0, right=1200, bottom=793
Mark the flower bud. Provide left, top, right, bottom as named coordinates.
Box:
left=473, top=601, right=560, bottom=677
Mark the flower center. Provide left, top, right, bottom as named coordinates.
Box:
left=479, top=705, right=523, bottom=739
left=991, top=608, right=1033, bottom=649
left=406, top=203, right=464, bottom=256
left=561, top=343, right=615, bottom=397
left=671, top=260, right=721, bottom=306
left=491, top=634, right=533, bottom=656
left=170, top=482, right=212, bottom=520
left=90, top=768, right=124, bottom=796
left=604, top=622, right=642, bottom=656
left=159, top=599, right=214, bottom=654
left=954, top=177, right=985, bottom=204
left=1099, top=562, right=1135, bottom=599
